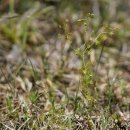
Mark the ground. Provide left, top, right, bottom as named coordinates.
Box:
left=0, top=0, right=130, bottom=129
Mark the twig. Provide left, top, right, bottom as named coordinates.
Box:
left=0, top=66, right=13, bottom=90
left=94, top=44, right=104, bottom=85
left=0, top=14, right=18, bottom=23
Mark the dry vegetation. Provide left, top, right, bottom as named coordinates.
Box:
left=0, top=0, right=130, bottom=129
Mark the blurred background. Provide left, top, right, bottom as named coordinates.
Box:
left=0, top=0, right=130, bottom=129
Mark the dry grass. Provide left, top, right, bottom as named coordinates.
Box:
left=0, top=0, right=130, bottom=129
